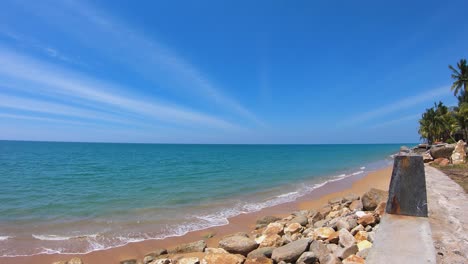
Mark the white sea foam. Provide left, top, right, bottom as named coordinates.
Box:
left=0, top=236, right=11, bottom=241
left=4, top=166, right=375, bottom=257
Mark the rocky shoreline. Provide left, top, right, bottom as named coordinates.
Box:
left=55, top=188, right=389, bottom=264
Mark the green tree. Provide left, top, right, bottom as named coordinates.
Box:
left=418, top=102, right=458, bottom=144
left=449, top=58, right=468, bottom=98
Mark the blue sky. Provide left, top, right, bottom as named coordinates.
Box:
left=0, top=0, right=467, bottom=143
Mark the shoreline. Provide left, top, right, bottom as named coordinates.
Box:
left=0, top=165, right=393, bottom=264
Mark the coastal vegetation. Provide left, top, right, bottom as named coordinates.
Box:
left=418, top=58, right=468, bottom=144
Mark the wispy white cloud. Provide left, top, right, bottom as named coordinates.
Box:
left=369, top=114, right=421, bottom=129
left=0, top=47, right=243, bottom=131
left=342, top=86, right=450, bottom=126
left=24, top=0, right=262, bottom=126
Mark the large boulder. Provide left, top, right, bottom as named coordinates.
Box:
left=202, top=253, right=245, bottom=264
left=430, top=144, right=455, bottom=159
left=271, top=238, right=310, bottom=263
left=296, top=252, right=319, bottom=264
left=168, top=240, right=206, bottom=254
left=432, top=157, right=450, bottom=166
left=247, top=247, right=274, bottom=259
left=219, top=235, right=258, bottom=256
left=177, top=257, right=200, bottom=264
left=256, top=216, right=281, bottom=228
left=422, top=152, right=433, bottom=163
left=361, top=188, right=388, bottom=211
left=308, top=240, right=331, bottom=262
left=451, top=140, right=466, bottom=165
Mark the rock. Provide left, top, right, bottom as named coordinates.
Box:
left=354, top=211, right=366, bottom=218
left=357, top=214, right=375, bottom=227
left=247, top=247, right=274, bottom=259
left=430, top=144, right=455, bottom=159
left=364, top=225, right=372, bottom=232
left=219, top=235, right=258, bottom=256
left=327, top=243, right=339, bottom=253
left=386, top=154, right=428, bottom=217
left=313, top=227, right=335, bottom=240
left=296, top=252, right=319, bottom=264
left=52, top=261, right=67, bottom=264
left=350, top=224, right=364, bottom=236
left=68, top=258, right=83, bottom=264
left=255, top=233, right=283, bottom=248
left=342, top=254, right=365, bottom=264
left=313, top=219, right=327, bottom=228
left=271, top=238, right=310, bottom=263
left=343, top=194, right=359, bottom=204
left=308, top=240, right=330, bottom=262
left=400, top=146, right=411, bottom=153
left=361, top=188, right=388, bottom=211
left=349, top=200, right=364, bottom=211
left=329, top=197, right=343, bottom=204
left=204, top=248, right=228, bottom=254
left=284, top=222, right=303, bottom=234
left=153, top=259, right=172, bottom=264
left=373, top=202, right=386, bottom=216
left=120, top=260, right=137, bottom=264
left=291, top=215, right=309, bottom=226
left=321, top=254, right=343, bottom=264
left=202, top=253, right=245, bottom=264
left=433, top=157, right=450, bottom=166
left=177, top=257, right=199, bottom=264
left=353, top=231, right=368, bottom=242
left=336, top=219, right=350, bottom=231
left=335, top=244, right=358, bottom=260
left=326, top=231, right=339, bottom=244
left=168, top=240, right=206, bottom=254
left=338, top=229, right=356, bottom=248
left=327, top=210, right=341, bottom=219
left=263, top=223, right=284, bottom=235
left=356, top=240, right=372, bottom=251
left=256, top=216, right=281, bottom=227
left=451, top=140, right=466, bottom=165
left=144, top=249, right=168, bottom=263
left=244, top=257, right=273, bottom=264
left=422, top=152, right=433, bottom=163
left=318, top=206, right=332, bottom=218
left=356, top=248, right=370, bottom=259
left=367, top=231, right=375, bottom=243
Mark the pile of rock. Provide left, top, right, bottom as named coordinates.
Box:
left=79, top=188, right=387, bottom=264
left=422, top=140, right=467, bottom=166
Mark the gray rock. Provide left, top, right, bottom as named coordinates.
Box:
left=291, top=215, right=308, bottom=226
left=349, top=200, right=363, bottom=211
left=386, top=154, right=428, bottom=217
left=153, top=259, right=172, bottom=264
left=314, top=219, right=327, bottom=228
left=400, top=146, right=411, bottom=153
left=327, top=244, right=339, bottom=253
left=335, top=244, right=358, bottom=260
left=329, top=197, right=343, bottom=204
left=271, top=238, right=310, bottom=263
left=168, top=240, right=206, bottom=254
left=336, top=219, right=350, bottom=231
left=338, top=229, right=355, bottom=248
left=356, top=247, right=370, bottom=259
left=177, top=257, right=199, bottom=264
left=362, top=188, right=388, bottom=211
left=308, top=240, right=330, bottom=262
left=350, top=224, right=364, bottom=236
left=219, top=235, right=258, bottom=256
left=365, top=225, right=372, bottom=232
left=256, top=216, right=281, bottom=227
left=367, top=231, right=375, bottom=243
left=346, top=218, right=358, bottom=230
left=144, top=248, right=167, bottom=263
left=247, top=247, right=274, bottom=259
left=321, top=254, right=343, bottom=264
left=120, top=260, right=137, bottom=264
left=430, top=144, right=455, bottom=159
left=296, top=251, right=319, bottom=264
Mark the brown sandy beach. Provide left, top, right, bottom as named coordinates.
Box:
left=0, top=166, right=392, bottom=264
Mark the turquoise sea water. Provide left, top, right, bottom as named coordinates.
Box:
left=0, top=141, right=403, bottom=256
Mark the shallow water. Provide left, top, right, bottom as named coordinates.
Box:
left=0, top=141, right=404, bottom=256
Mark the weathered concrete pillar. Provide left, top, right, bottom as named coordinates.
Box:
left=385, top=154, right=428, bottom=217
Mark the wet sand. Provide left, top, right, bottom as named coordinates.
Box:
left=0, top=166, right=392, bottom=264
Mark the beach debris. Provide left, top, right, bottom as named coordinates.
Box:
left=361, top=188, right=388, bottom=211
left=451, top=140, right=466, bottom=164
left=219, top=235, right=258, bottom=256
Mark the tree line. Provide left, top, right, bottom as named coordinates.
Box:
left=418, top=59, right=468, bottom=144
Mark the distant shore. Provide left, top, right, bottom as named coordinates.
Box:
left=1, top=166, right=392, bottom=264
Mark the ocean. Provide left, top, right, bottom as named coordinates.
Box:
left=0, top=141, right=403, bottom=257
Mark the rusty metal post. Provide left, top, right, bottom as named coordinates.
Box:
left=385, top=154, right=428, bottom=217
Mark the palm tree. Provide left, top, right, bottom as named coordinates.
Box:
left=449, top=59, right=468, bottom=97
